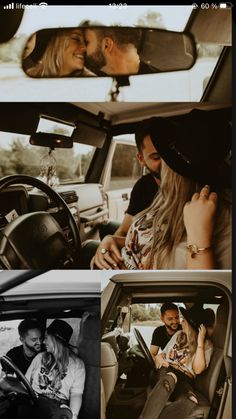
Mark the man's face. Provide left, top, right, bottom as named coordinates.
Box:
left=161, top=309, right=180, bottom=332
left=137, top=135, right=161, bottom=180
left=84, top=29, right=106, bottom=70
left=21, top=328, right=42, bottom=354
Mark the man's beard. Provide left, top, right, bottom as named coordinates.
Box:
left=85, top=45, right=106, bottom=72
left=24, top=341, right=41, bottom=355
left=145, top=164, right=161, bottom=181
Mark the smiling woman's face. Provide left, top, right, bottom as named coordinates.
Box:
left=61, top=29, right=86, bottom=75
left=43, top=333, right=54, bottom=353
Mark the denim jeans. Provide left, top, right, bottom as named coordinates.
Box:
left=18, top=396, right=72, bottom=419
left=139, top=367, right=198, bottom=419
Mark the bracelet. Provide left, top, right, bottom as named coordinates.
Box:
left=197, top=345, right=204, bottom=349
left=187, top=244, right=211, bottom=258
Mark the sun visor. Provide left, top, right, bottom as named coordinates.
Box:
left=73, top=122, right=107, bottom=148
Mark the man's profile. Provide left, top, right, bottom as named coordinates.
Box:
left=6, top=319, right=43, bottom=374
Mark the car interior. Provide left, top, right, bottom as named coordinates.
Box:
left=101, top=280, right=231, bottom=419
left=0, top=272, right=100, bottom=419
left=0, top=102, right=231, bottom=270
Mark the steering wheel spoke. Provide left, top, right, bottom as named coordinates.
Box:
left=0, top=175, right=81, bottom=269
left=0, top=356, right=38, bottom=404
left=134, top=328, right=156, bottom=370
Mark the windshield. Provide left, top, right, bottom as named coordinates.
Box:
left=0, top=132, right=95, bottom=184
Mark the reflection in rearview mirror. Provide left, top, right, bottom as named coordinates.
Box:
left=22, top=26, right=196, bottom=78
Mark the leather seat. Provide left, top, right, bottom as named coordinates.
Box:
left=101, top=342, right=118, bottom=405
left=77, top=312, right=100, bottom=419
left=190, top=300, right=229, bottom=418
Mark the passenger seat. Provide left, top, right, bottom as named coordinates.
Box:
left=77, top=312, right=100, bottom=419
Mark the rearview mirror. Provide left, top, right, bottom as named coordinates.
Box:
left=30, top=133, right=73, bottom=148
left=22, top=26, right=196, bottom=78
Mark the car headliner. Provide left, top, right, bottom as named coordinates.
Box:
left=0, top=270, right=101, bottom=297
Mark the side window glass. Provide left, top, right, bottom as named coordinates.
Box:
left=109, top=143, right=142, bottom=191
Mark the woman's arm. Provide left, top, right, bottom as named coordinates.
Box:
left=192, top=325, right=208, bottom=374
left=183, top=185, right=218, bottom=269
left=69, top=393, right=83, bottom=419
left=91, top=235, right=125, bottom=269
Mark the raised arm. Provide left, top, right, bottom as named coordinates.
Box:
left=192, top=324, right=208, bottom=374
left=183, top=185, right=218, bottom=269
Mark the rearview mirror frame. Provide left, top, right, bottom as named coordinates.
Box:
left=22, top=25, right=197, bottom=79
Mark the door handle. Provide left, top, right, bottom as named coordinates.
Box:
left=122, top=193, right=128, bottom=201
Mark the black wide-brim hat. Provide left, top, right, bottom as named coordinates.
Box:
left=142, top=109, right=231, bottom=188
left=47, top=319, right=73, bottom=344
left=179, top=305, right=209, bottom=333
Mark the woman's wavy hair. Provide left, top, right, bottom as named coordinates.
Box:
left=42, top=333, right=77, bottom=391
left=136, top=160, right=231, bottom=269
left=27, top=29, right=83, bottom=77
left=177, top=320, right=197, bottom=358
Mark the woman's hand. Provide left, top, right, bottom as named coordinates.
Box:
left=197, top=324, right=207, bottom=347
left=183, top=185, right=218, bottom=247
left=154, top=353, right=169, bottom=369
left=90, top=235, right=123, bottom=270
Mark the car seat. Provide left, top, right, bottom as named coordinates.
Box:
left=77, top=312, right=100, bottom=419
left=101, top=342, right=118, bottom=406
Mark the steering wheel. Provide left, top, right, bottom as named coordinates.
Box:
left=0, top=175, right=81, bottom=269
left=0, top=355, right=37, bottom=403
left=133, top=328, right=156, bottom=370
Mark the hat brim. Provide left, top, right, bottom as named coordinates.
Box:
left=179, top=307, right=199, bottom=332
left=149, top=110, right=231, bottom=188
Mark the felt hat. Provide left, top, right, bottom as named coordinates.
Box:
left=136, top=109, right=231, bottom=188
left=47, top=319, right=73, bottom=344
left=179, top=305, right=210, bottom=332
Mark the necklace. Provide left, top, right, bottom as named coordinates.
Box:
left=23, top=351, right=34, bottom=362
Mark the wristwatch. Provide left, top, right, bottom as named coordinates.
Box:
left=186, top=244, right=211, bottom=258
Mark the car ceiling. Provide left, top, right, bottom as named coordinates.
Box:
left=0, top=102, right=231, bottom=138
left=74, top=102, right=231, bottom=125
left=0, top=297, right=100, bottom=320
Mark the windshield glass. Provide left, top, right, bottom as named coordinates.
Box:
left=16, top=6, right=192, bottom=35
left=0, top=132, right=95, bottom=183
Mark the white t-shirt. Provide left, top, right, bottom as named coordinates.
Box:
left=26, top=352, right=85, bottom=401
left=160, top=330, right=213, bottom=378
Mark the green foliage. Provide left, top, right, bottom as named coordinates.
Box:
left=0, top=137, right=93, bottom=182
left=137, top=11, right=165, bottom=29
left=111, top=144, right=141, bottom=178
left=131, top=304, right=161, bottom=322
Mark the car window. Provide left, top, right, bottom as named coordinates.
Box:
left=106, top=136, right=142, bottom=191
left=0, top=320, right=21, bottom=359
left=0, top=132, right=96, bottom=183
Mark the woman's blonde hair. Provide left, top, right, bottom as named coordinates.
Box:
left=42, top=333, right=76, bottom=391
left=177, top=321, right=197, bottom=357
left=27, top=30, right=82, bottom=77
left=136, top=160, right=231, bottom=269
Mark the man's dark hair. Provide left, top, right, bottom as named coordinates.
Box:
left=80, top=20, right=142, bottom=50
left=18, top=319, right=42, bottom=338
left=135, top=117, right=158, bottom=152
left=160, top=302, right=179, bottom=316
